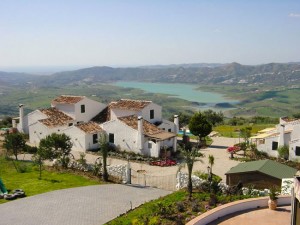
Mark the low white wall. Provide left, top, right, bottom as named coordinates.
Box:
left=187, top=196, right=291, bottom=225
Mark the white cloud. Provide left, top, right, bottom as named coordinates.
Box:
left=289, top=13, right=300, bottom=18
left=214, top=28, right=221, bottom=33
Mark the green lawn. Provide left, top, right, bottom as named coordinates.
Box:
left=0, top=157, right=102, bottom=204
left=214, top=124, right=275, bottom=138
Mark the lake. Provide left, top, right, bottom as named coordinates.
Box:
left=112, top=81, right=238, bottom=110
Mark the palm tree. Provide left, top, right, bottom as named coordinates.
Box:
left=208, top=155, right=214, bottom=174
left=178, top=143, right=203, bottom=200
left=99, top=132, right=109, bottom=181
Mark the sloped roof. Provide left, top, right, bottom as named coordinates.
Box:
left=91, top=106, right=111, bottom=123
left=76, top=122, right=102, bottom=134
left=226, top=159, right=297, bottom=180
left=118, top=115, right=176, bottom=140
left=39, top=108, right=73, bottom=127
left=52, top=95, right=84, bottom=104
left=110, top=99, right=152, bottom=111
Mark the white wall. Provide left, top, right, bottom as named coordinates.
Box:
left=258, top=136, right=279, bottom=158
left=110, top=108, right=138, bottom=120
left=142, top=103, right=162, bottom=123
left=289, top=140, right=300, bottom=161
left=74, top=98, right=106, bottom=122
left=158, top=119, right=176, bottom=133
left=29, top=122, right=54, bottom=145
left=64, top=126, right=86, bottom=152
left=101, top=120, right=140, bottom=154
left=29, top=122, right=68, bottom=146
left=53, top=103, right=75, bottom=119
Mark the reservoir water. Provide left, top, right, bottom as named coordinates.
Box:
left=112, top=81, right=238, bottom=110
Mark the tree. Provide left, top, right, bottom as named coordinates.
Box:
left=188, top=112, right=212, bottom=147
left=178, top=143, right=203, bottom=200
left=203, top=110, right=224, bottom=126
left=277, top=145, right=289, bottom=160
left=240, top=127, right=252, bottom=145
left=33, top=144, right=54, bottom=179
left=99, top=132, right=109, bottom=181
left=39, top=133, right=72, bottom=169
left=208, top=154, right=215, bottom=174
left=4, top=133, right=26, bottom=160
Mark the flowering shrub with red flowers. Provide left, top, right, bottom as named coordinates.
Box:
left=227, top=146, right=240, bottom=153
left=149, top=159, right=177, bottom=167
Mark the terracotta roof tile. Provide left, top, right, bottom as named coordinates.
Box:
left=39, top=108, right=73, bottom=127
left=110, top=99, right=152, bottom=111
left=118, top=115, right=176, bottom=140
left=76, top=122, right=102, bottom=134
left=52, top=95, right=84, bottom=104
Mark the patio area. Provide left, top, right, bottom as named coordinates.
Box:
left=208, top=205, right=291, bottom=225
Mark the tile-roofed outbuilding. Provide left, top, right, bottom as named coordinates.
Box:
left=76, top=122, right=102, bottom=134
left=52, top=95, right=85, bottom=104
left=110, top=99, right=152, bottom=111
left=39, top=108, right=73, bottom=127
left=118, top=115, right=176, bottom=140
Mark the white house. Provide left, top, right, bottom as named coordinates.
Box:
left=51, top=95, right=106, bottom=123
left=16, top=95, right=179, bottom=157
left=101, top=115, right=177, bottom=158
left=251, top=117, right=300, bottom=160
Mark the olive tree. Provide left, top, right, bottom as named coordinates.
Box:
left=4, top=133, right=26, bottom=160
left=39, top=133, right=72, bottom=169
left=188, top=112, right=212, bottom=147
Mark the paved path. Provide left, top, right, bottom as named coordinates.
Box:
left=208, top=206, right=291, bottom=225
left=0, top=184, right=171, bottom=225
left=72, top=137, right=240, bottom=182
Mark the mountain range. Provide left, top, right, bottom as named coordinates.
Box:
left=1, top=62, right=300, bottom=87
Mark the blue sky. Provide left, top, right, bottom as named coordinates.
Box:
left=0, top=0, right=299, bottom=69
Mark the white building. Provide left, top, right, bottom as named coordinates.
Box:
left=16, top=96, right=178, bottom=156
left=101, top=115, right=176, bottom=157
left=251, top=117, right=300, bottom=160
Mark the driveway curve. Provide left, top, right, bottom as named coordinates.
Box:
left=0, top=184, right=171, bottom=225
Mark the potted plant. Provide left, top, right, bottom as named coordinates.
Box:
left=268, top=186, right=279, bottom=210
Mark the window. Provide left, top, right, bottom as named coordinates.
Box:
left=68, top=123, right=73, bottom=126
left=272, top=141, right=278, bottom=150
left=150, top=109, right=154, bottom=119
left=81, top=104, right=85, bottom=113
left=109, top=133, right=114, bottom=143
left=296, top=146, right=300, bottom=156
left=168, top=128, right=171, bottom=132
left=148, top=142, right=152, bottom=148
left=93, top=134, right=98, bottom=144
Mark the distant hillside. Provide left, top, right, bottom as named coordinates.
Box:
left=0, top=71, right=41, bottom=86
left=2, top=62, right=300, bottom=88
left=35, top=62, right=300, bottom=87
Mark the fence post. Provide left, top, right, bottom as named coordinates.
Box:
left=126, top=162, right=131, bottom=184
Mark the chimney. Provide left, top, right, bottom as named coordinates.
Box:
left=19, top=104, right=24, bottom=133
left=174, top=115, right=179, bottom=134
left=279, top=123, right=285, bottom=147
left=173, top=115, right=179, bottom=153
left=137, top=116, right=144, bottom=150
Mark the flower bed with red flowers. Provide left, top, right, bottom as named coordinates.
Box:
left=227, top=146, right=240, bottom=153
left=149, top=159, right=177, bottom=167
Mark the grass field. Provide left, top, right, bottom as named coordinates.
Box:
left=0, top=157, right=102, bottom=204
left=213, top=124, right=275, bottom=138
